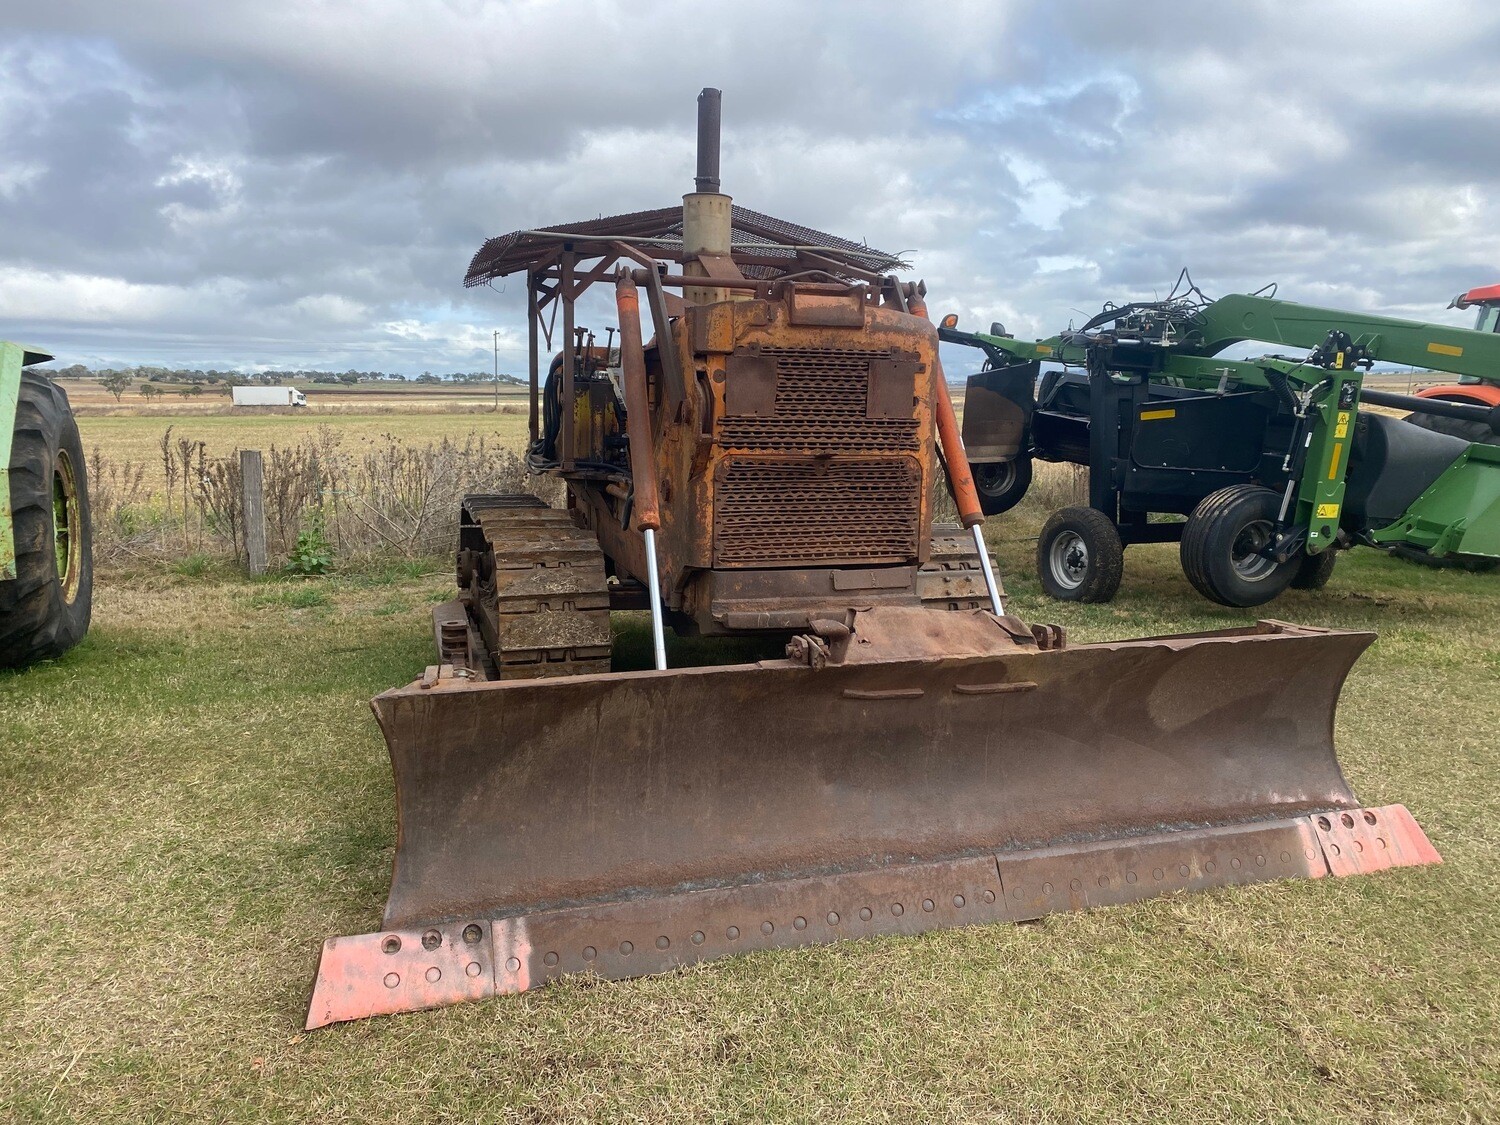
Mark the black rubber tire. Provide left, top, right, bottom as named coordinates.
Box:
left=1405, top=406, right=1500, bottom=447
left=1179, top=485, right=1297, bottom=608
left=973, top=455, right=1033, bottom=516
left=1290, top=548, right=1338, bottom=590
left=0, top=371, right=92, bottom=667
left=1036, top=506, right=1123, bottom=603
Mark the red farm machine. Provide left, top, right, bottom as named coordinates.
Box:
left=1408, top=283, right=1500, bottom=444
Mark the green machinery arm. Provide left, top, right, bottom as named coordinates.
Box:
left=941, top=293, right=1500, bottom=555
left=0, top=342, right=56, bottom=580
left=945, top=293, right=1500, bottom=379
left=1191, top=294, right=1500, bottom=381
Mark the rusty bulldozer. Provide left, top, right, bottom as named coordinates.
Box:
left=306, top=91, right=1440, bottom=1029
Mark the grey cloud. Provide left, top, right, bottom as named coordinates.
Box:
left=0, top=0, right=1497, bottom=373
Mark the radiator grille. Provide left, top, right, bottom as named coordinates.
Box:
left=714, top=457, right=923, bottom=567
left=719, top=346, right=920, bottom=453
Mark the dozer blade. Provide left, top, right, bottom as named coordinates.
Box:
left=307, top=615, right=1439, bottom=1029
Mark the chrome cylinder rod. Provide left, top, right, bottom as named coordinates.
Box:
left=971, top=523, right=1005, bottom=617
left=643, top=527, right=668, bottom=670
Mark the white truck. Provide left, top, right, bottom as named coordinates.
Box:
left=232, top=386, right=307, bottom=407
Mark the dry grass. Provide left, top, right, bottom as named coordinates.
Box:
left=82, top=422, right=551, bottom=568
left=77, top=409, right=531, bottom=464
left=1, top=530, right=1497, bottom=1122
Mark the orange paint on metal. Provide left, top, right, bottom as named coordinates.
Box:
left=1416, top=383, right=1500, bottom=408
left=1457, top=283, right=1500, bottom=306
left=1309, top=803, right=1442, bottom=877
left=614, top=273, right=662, bottom=532
left=909, top=295, right=985, bottom=528
left=305, top=923, right=495, bottom=1030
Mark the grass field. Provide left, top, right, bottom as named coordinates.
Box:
left=3, top=523, right=1497, bottom=1121
left=64, top=377, right=532, bottom=414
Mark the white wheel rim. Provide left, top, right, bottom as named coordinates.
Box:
left=1049, top=530, right=1089, bottom=590
left=1231, top=519, right=1277, bottom=581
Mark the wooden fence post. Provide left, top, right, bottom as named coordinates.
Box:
left=240, top=449, right=268, bottom=575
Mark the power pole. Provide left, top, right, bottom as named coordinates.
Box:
left=493, top=330, right=500, bottom=412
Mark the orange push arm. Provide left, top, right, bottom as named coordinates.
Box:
left=614, top=272, right=662, bottom=532
left=909, top=295, right=984, bottom=528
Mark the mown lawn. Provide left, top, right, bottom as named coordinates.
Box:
left=2, top=532, right=1497, bottom=1122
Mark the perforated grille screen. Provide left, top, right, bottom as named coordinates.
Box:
left=713, top=456, right=923, bottom=567
left=718, top=347, right=921, bottom=453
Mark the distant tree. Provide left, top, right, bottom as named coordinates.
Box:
left=55, top=364, right=90, bottom=380
left=337, top=372, right=359, bottom=385
left=101, top=372, right=133, bottom=402
left=416, top=372, right=440, bottom=384
left=139, top=384, right=159, bottom=401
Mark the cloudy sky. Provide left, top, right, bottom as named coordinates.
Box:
left=1, top=0, right=1497, bottom=374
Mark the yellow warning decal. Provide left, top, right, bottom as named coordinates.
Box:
left=1428, top=341, right=1464, bottom=357
left=1327, top=442, right=1343, bottom=480
left=1140, top=408, right=1177, bottom=421
left=1317, top=503, right=1340, bottom=519
left=1036, top=344, right=1053, bottom=356
left=1334, top=410, right=1350, bottom=438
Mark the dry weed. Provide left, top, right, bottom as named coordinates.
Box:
left=87, top=427, right=556, bottom=567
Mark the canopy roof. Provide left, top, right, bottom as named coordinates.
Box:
left=464, top=204, right=907, bottom=287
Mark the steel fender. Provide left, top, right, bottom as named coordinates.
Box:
left=1415, top=384, right=1500, bottom=409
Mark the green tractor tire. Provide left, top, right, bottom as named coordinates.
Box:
left=0, top=371, right=92, bottom=667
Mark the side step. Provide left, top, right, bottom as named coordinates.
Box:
left=307, top=804, right=1439, bottom=1029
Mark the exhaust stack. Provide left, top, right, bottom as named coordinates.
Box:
left=682, top=88, right=733, bottom=305
left=694, top=86, right=721, bottom=193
